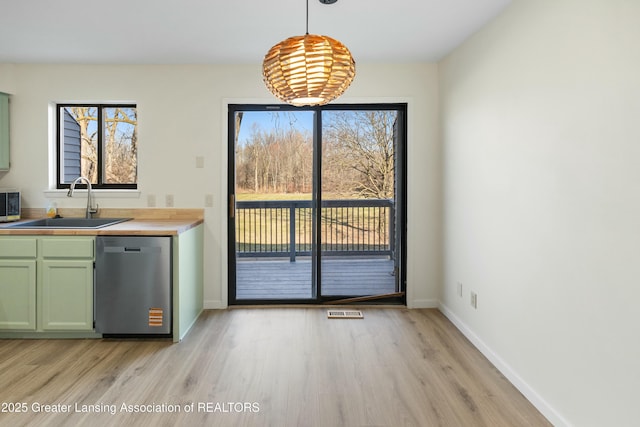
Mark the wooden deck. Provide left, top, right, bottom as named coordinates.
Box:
left=236, top=257, right=396, bottom=300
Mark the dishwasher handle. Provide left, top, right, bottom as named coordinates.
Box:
left=103, top=246, right=162, bottom=254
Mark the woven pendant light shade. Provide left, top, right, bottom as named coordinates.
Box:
left=263, top=34, right=356, bottom=106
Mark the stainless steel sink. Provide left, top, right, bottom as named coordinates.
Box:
left=6, top=217, right=132, bottom=229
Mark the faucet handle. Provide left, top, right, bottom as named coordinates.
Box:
left=88, top=203, right=99, bottom=218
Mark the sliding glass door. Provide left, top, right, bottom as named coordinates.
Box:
left=228, top=104, right=406, bottom=304
left=319, top=109, right=401, bottom=300
left=230, top=109, right=316, bottom=300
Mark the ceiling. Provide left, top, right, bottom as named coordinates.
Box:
left=0, top=0, right=511, bottom=64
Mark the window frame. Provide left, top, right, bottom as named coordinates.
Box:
left=56, top=103, right=138, bottom=190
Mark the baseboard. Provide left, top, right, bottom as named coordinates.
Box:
left=176, top=308, right=203, bottom=342
left=438, top=303, right=570, bottom=427
left=204, top=300, right=227, bottom=309
left=409, top=298, right=439, bottom=308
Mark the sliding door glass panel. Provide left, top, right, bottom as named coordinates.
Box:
left=234, top=110, right=315, bottom=300
left=320, top=110, right=398, bottom=298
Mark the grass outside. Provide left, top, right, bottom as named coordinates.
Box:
left=236, top=192, right=361, bottom=201
left=237, top=192, right=311, bottom=201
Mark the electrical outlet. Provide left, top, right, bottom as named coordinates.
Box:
left=147, top=194, right=156, bottom=207
left=205, top=194, right=214, bottom=207
left=165, top=194, right=174, bottom=207
left=457, top=282, right=463, bottom=297
left=470, top=292, right=478, bottom=309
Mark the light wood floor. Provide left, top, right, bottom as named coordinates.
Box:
left=0, top=308, right=550, bottom=427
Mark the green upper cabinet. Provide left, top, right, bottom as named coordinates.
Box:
left=0, top=92, right=8, bottom=171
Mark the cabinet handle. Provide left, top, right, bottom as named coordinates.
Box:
left=229, top=194, right=235, bottom=219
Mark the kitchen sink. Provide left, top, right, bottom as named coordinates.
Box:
left=6, top=217, right=132, bottom=229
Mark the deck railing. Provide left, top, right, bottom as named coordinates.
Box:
left=235, top=199, right=394, bottom=261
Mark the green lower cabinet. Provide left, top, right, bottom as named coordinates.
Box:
left=0, top=260, right=37, bottom=330
left=0, top=235, right=95, bottom=335
left=41, top=260, right=94, bottom=331
left=40, top=237, right=94, bottom=331
left=0, top=237, right=37, bottom=330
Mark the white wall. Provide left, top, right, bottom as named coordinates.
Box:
left=440, top=0, right=640, bottom=425
left=0, top=64, right=16, bottom=94
left=0, top=62, right=440, bottom=309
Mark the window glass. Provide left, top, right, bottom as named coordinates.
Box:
left=58, top=104, right=137, bottom=189
left=103, top=107, right=137, bottom=184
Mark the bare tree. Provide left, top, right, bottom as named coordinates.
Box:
left=235, top=110, right=395, bottom=199
left=237, top=121, right=312, bottom=194
left=68, top=106, right=137, bottom=184
left=323, top=111, right=396, bottom=199
left=104, top=107, right=137, bottom=183
left=70, top=107, right=98, bottom=183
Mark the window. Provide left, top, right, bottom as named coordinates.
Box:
left=57, top=104, right=137, bottom=189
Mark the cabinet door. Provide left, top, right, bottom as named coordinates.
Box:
left=41, top=260, right=94, bottom=331
left=0, top=260, right=37, bottom=330
left=0, top=92, right=8, bottom=171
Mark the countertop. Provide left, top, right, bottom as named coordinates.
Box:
left=0, top=208, right=204, bottom=236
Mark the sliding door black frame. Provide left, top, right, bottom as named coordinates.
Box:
left=227, top=103, right=407, bottom=305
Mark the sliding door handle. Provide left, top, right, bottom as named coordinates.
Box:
left=229, top=194, right=235, bottom=219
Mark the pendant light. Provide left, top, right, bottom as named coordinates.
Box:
left=262, top=0, right=356, bottom=106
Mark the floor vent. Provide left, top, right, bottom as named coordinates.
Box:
left=327, top=310, right=364, bottom=319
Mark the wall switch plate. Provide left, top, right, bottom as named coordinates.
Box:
left=457, top=282, right=463, bottom=297
left=147, top=194, right=156, bottom=207
left=165, top=194, right=174, bottom=207
left=205, top=194, right=214, bottom=207
left=196, top=156, right=205, bottom=168
left=470, top=292, right=478, bottom=309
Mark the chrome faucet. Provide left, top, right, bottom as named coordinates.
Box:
left=67, top=176, right=98, bottom=219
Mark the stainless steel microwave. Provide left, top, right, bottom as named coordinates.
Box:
left=0, top=189, right=20, bottom=222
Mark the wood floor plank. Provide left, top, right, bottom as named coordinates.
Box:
left=0, top=308, right=550, bottom=426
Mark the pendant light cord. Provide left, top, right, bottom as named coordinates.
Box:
left=306, top=0, right=309, bottom=35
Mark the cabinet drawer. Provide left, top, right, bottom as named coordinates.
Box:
left=0, top=238, right=37, bottom=258
left=42, top=238, right=94, bottom=259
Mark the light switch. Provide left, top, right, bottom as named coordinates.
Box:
left=196, top=156, right=205, bottom=168
left=166, top=194, right=174, bottom=207
left=205, top=194, right=214, bottom=207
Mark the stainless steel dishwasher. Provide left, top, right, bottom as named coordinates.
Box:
left=95, top=236, right=172, bottom=337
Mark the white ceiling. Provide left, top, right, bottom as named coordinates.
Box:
left=0, top=0, right=511, bottom=64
